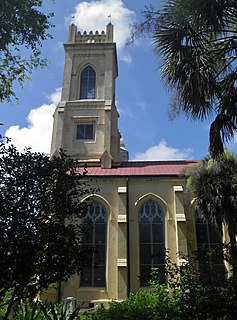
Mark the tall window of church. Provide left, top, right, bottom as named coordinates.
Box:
left=80, top=203, right=107, bottom=287
left=80, top=66, right=96, bottom=99
left=139, top=201, right=165, bottom=286
left=195, top=213, right=225, bottom=282
left=76, top=124, right=94, bottom=140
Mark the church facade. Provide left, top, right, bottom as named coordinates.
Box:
left=49, top=23, right=222, bottom=308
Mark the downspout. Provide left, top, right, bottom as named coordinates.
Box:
left=126, top=177, right=131, bottom=296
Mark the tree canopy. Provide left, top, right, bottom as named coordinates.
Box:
left=0, top=142, right=89, bottom=319
left=132, top=0, right=237, bottom=157
left=185, top=150, right=237, bottom=274
left=0, top=0, right=53, bottom=102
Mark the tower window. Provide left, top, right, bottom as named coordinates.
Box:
left=139, top=201, right=165, bottom=286
left=80, top=203, right=107, bottom=287
left=80, top=66, right=96, bottom=99
left=76, top=124, right=94, bottom=140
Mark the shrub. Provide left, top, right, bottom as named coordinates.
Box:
left=81, top=282, right=181, bottom=320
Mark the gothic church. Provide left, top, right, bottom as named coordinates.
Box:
left=49, top=23, right=221, bottom=308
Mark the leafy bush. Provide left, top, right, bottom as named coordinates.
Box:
left=81, top=280, right=181, bottom=320
left=0, top=291, right=12, bottom=320
left=178, top=261, right=237, bottom=320
left=14, top=300, right=44, bottom=320
left=81, top=257, right=237, bottom=320
left=2, top=251, right=237, bottom=319
left=0, top=300, right=81, bottom=320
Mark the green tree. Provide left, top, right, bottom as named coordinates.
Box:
left=0, top=142, right=89, bottom=320
left=185, top=151, right=237, bottom=275
left=131, top=0, right=237, bottom=158
left=177, top=258, right=237, bottom=320
left=0, top=0, right=53, bottom=102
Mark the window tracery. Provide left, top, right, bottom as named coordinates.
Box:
left=139, top=200, right=165, bottom=286
left=80, top=202, right=107, bottom=287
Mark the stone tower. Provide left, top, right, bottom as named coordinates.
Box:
left=50, top=23, right=128, bottom=166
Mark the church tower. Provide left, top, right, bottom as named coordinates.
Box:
left=50, top=23, right=128, bottom=166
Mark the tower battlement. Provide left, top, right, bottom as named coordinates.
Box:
left=68, top=23, right=114, bottom=44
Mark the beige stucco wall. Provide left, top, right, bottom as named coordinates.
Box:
left=56, top=175, right=192, bottom=306
left=50, top=36, right=121, bottom=163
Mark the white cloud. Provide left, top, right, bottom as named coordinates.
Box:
left=46, top=88, right=61, bottom=106
left=5, top=88, right=61, bottom=154
left=117, top=107, right=133, bottom=119
left=70, top=0, right=135, bottom=61
left=134, top=139, right=193, bottom=161
left=116, top=100, right=147, bottom=119
left=120, top=53, right=132, bottom=64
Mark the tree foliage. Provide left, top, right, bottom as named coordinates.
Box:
left=178, top=259, right=237, bottom=320
left=0, top=0, right=53, bottom=102
left=0, top=142, right=90, bottom=319
left=81, top=274, right=181, bottom=320
left=131, top=0, right=237, bottom=157
left=80, top=259, right=237, bottom=320
left=185, top=150, right=237, bottom=274
left=2, top=256, right=237, bottom=319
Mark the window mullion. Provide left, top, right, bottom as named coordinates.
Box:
left=92, top=222, right=95, bottom=287
left=150, top=221, right=154, bottom=267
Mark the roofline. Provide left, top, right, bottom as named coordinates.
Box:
left=84, top=174, right=187, bottom=179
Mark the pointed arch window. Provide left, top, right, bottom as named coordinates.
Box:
left=80, top=66, right=96, bottom=99
left=139, top=201, right=165, bottom=286
left=195, top=213, right=225, bottom=282
left=80, top=202, right=107, bottom=287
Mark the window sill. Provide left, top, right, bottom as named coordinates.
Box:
left=78, top=287, right=107, bottom=292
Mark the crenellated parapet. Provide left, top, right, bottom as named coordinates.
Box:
left=68, top=23, right=114, bottom=44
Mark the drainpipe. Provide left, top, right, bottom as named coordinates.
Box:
left=126, top=177, right=131, bottom=296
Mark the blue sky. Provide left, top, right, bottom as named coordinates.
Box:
left=1, top=0, right=236, bottom=160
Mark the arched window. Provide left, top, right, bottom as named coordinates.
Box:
left=80, top=202, right=107, bottom=287
left=195, top=213, right=225, bottom=282
left=80, top=66, right=96, bottom=99
left=139, top=201, right=165, bottom=286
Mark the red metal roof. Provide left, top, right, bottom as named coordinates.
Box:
left=76, top=160, right=198, bottom=177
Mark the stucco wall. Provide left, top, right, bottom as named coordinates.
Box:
left=57, top=175, right=191, bottom=306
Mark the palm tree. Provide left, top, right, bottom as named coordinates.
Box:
left=186, top=150, right=237, bottom=275
left=135, top=0, right=237, bottom=158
